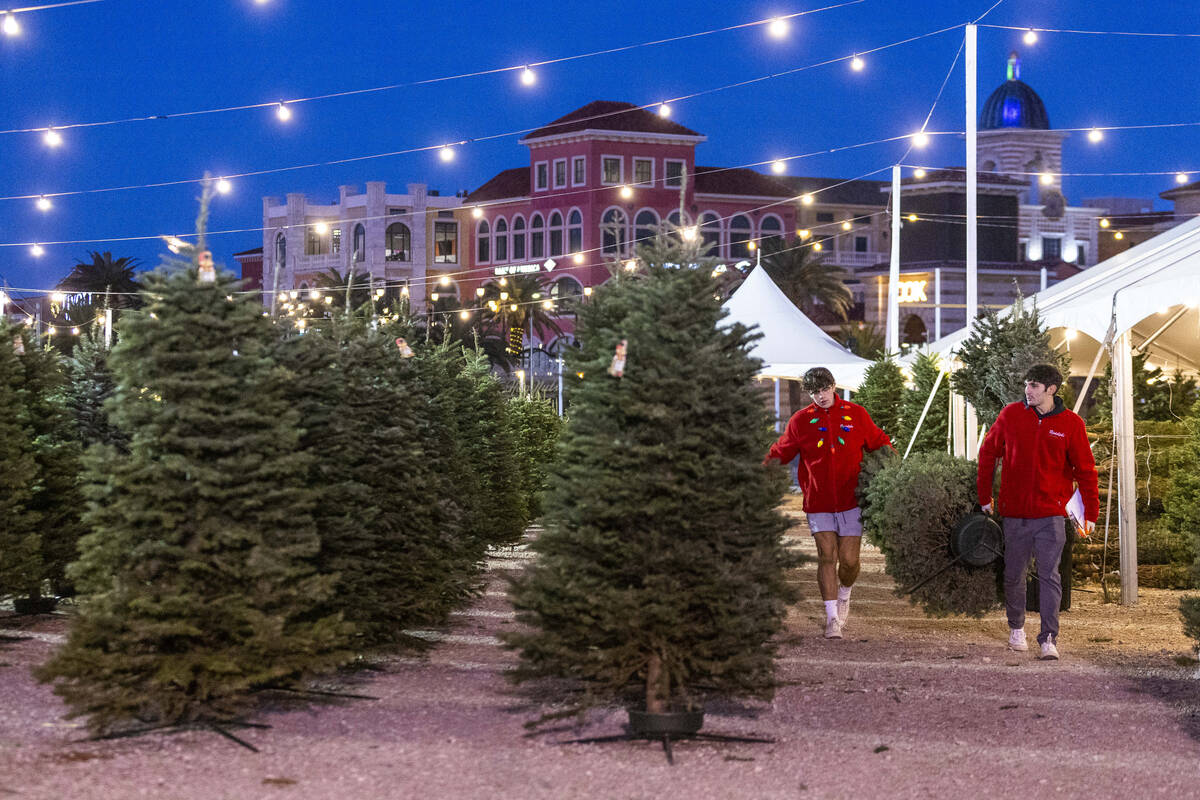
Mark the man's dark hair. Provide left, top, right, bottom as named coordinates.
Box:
left=1024, top=364, right=1063, bottom=394
left=802, top=367, right=836, bottom=394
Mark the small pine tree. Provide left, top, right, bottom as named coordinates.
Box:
left=1090, top=353, right=1199, bottom=425
left=1164, top=397, right=1200, bottom=579
left=38, top=233, right=350, bottom=732
left=896, top=351, right=950, bottom=456
left=854, top=356, right=905, bottom=439
left=506, top=236, right=795, bottom=717
left=62, top=330, right=126, bottom=450
left=1181, top=596, right=1200, bottom=654
left=952, top=293, right=1068, bottom=426
left=0, top=320, right=43, bottom=601
left=506, top=393, right=563, bottom=523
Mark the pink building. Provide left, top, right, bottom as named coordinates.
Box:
left=461, top=101, right=798, bottom=347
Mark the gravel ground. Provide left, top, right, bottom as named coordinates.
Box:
left=3, top=500, right=1199, bottom=800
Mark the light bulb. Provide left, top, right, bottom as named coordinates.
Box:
left=1176, top=172, right=1189, bottom=184
left=71, top=327, right=79, bottom=336
left=911, top=132, right=930, bottom=148
left=51, top=291, right=65, bottom=304
left=289, top=291, right=298, bottom=300
left=850, top=55, right=864, bottom=72
left=439, top=145, right=455, bottom=162
left=500, top=291, right=509, bottom=301
left=375, top=287, right=385, bottom=297
left=309, top=289, right=320, bottom=300
left=624, top=260, right=637, bottom=271
left=907, top=214, right=918, bottom=222
left=43, top=128, right=62, bottom=147
left=748, top=241, right=757, bottom=251
left=682, top=226, right=697, bottom=242
left=542, top=300, right=553, bottom=309
left=1023, top=29, right=1038, bottom=45
left=798, top=229, right=811, bottom=239
left=401, top=286, right=410, bottom=296
left=313, top=221, right=329, bottom=235
left=1114, top=231, right=1124, bottom=240
left=619, top=185, right=633, bottom=199
left=812, top=242, right=823, bottom=251
left=324, top=296, right=333, bottom=304
left=801, top=193, right=814, bottom=206
left=476, top=287, right=486, bottom=297
left=439, top=275, right=451, bottom=286
left=48, top=326, right=56, bottom=336
left=510, top=304, right=518, bottom=312
left=771, top=159, right=786, bottom=174
left=573, top=253, right=584, bottom=264
left=1088, top=128, right=1103, bottom=143
left=658, top=103, right=671, bottom=118
left=1039, top=172, right=1054, bottom=186
left=460, top=310, right=471, bottom=320
left=583, top=287, right=592, bottom=296
left=914, top=168, right=926, bottom=179
left=215, top=178, right=232, bottom=194
left=36, top=195, right=51, bottom=211
left=767, top=17, right=789, bottom=38
left=2, top=12, right=18, bottom=37
left=31, top=244, right=44, bottom=257
left=472, top=206, right=483, bottom=218
left=1099, top=218, right=1110, bottom=228
left=520, top=66, right=536, bottom=86
left=499, top=277, right=507, bottom=286
left=431, top=291, right=439, bottom=301
left=276, top=103, right=292, bottom=122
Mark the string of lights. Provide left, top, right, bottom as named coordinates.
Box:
left=0, top=0, right=103, bottom=37
left=979, top=23, right=1200, bottom=39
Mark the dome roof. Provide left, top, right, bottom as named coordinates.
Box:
left=980, top=52, right=1050, bottom=131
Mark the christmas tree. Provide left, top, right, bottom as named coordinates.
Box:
left=854, top=356, right=905, bottom=439
left=506, top=393, right=563, bottom=523
left=1164, top=397, right=1200, bottom=577
left=62, top=330, right=127, bottom=450
left=896, top=351, right=950, bottom=455
left=38, top=188, right=350, bottom=732
left=506, top=235, right=795, bottom=717
left=0, top=319, right=43, bottom=602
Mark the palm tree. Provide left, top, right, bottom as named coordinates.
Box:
left=55, top=252, right=143, bottom=323
left=761, top=239, right=853, bottom=320
left=314, top=268, right=374, bottom=312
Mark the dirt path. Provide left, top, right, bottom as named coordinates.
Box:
left=2, top=508, right=1199, bottom=799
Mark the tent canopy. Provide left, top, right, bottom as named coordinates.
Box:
left=722, top=265, right=874, bottom=390
left=912, top=215, right=1200, bottom=378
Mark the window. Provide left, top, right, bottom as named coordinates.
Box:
left=434, top=221, right=457, bottom=263
left=554, top=159, right=567, bottom=188
left=635, top=209, right=658, bottom=249
left=550, top=276, right=584, bottom=313
left=385, top=222, right=411, bottom=261
left=816, top=212, right=834, bottom=223
left=530, top=214, right=545, bottom=258
left=1042, top=236, right=1062, bottom=260
left=549, top=211, right=564, bottom=257
left=759, top=216, right=783, bottom=251
left=352, top=224, right=366, bottom=262
left=729, top=215, right=752, bottom=258
left=512, top=216, right=526, bottom=260
left=535, top=161, right=549, bottom=191
left=601, top=208, right=627, bottom=254
left=667, top=210, right=692, bottom=242
left=572, top=156, right=586, bottom=186
left=665, top=160, right=685, bottom=188
left=568, top=209, right=583, bottom=254
left=477, top=220, right=491, bottom=262
left=1074, top=241, right=1087, bottom=266
left=854, top=236, right=869, bottom=253
left=275, top=232, right=286, bottom=265
left=602, top=156, right=622, bottom=185
left=700, top=212, right=721, bottom=255
left=305, top=227, right=326, bottom=256
left=388, top=207, right=407, bottom=216
left=633, top=158, right=653, bottom=185
left=494, top=218, right=508, bottom=262
left=331, top=227, right=341, bottom=254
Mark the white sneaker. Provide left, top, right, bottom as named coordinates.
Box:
left=1040, top=638, right=1059, bottom=660
left=824, top=617, right=844, bottom=639
left=1007, top=628, right=1028, bottom=651
left=837, top=597, right=850, bottom=625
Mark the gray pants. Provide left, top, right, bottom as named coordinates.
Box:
left=1003, top=516, right=1066, bottom=644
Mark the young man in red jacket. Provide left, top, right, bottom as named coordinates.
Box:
left=766, top=367, right=892, bottom=639
left=977, top=364, right=1099, bottom=661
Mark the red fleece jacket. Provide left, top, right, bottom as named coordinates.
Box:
left=977, top=398, right=1100, bottom=522
left=766, top=398, right=892, bottom=514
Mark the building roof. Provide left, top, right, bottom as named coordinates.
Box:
left=522, top=101, right=702, bottom=141
left=466, top=167, right=530, bottom=203
left=694, top=167, right=795, bottom=197
left=980, top=52, right=1050, bottom=130
left=233, top=246, right=263, bottom=257
left=901, top=168, right=1030, bottom=187
left=774, top=176, right=888, bottom=206
left=1160, top=179, right=1200, bottom=201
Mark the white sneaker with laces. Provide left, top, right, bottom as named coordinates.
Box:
left=824, top=617, right=844, bottom=639
left=836, top=596, right=850, bottom=625
left=1040, top=638, right=1059, bottom=660
left=1007, top=628, right=1028, bottom=651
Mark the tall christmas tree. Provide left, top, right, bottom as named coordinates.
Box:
left=38, top=186, right=350, bottom=733
left=506, top=235, right=795, bottom=717
left=62, top=330, right=127, bottom=450
left=0, top=319, right=43, bottom=601
left=854, top=356, right=905, bottom=439
left=896, top=351, right=950, bottom=455
left=506, top=393, right=563, bottom=523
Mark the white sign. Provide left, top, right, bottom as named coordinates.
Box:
left=494, top=259, right=557, bottom=276
left=898, top=280, right=928, bottom=303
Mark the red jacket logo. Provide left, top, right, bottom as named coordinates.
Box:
left=1048, top=430, right=1066, bottom=438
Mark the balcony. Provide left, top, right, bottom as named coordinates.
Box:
left=827, top=251, right=887, bottom=268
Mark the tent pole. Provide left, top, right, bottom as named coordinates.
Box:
left=965, top=23, right=979, bottom=325
left=887, top=165, right=901, bottom=353
left=903, top=368, right=946, bottom=459
left=934, top=267, right=942, bottom=341
left=773, top=378, right=781, bottom=433
left=1073, top=317, right=1116, bottom=415
left=1113, top=329, right=1138, bottom=605
left=1132, top=306, right=1189, bottom=356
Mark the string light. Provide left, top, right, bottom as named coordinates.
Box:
left=313, top=221, right=329, bottom=235
left=681, top=226, right=698, bottom=242
left=1039, top=172, right=1054, bottom=185
left=275, top=103, right=292, bottom=122
left=1023, top=29, right=1038, bottom=45
left=471, top=206, right=483, bottom=218
left=850, top=55, right=865, bottom=71
left=460, top=309, right=471, bottom=320
left=906, top=213, right=918, bottom=222
left=658, top=103, right=671, bottom=118
left=2, top=11, right=18, bottom=36
left=541, top=300, right=553, bottom=309
left=36, top=195, right=51, bottom=211
left=400, top=285, right=410, bottom=297
left=439, top=145, right=455, bottom=162
left=30, top=244, right=44, bottom=256
left=583, top=287, right=592, bottom=296
left=572, top=253, right=584, bottom=264
left=71, top=326, right=79, bottom=335
left=430, top=291, right=439, bottom=301
left=798, top=229, right=811, bottom=239
left=911, top=131, right=930, bottom=148
left=475, top=286, right=486, bottom=297
left=800, top=194, right=814, bottom=205
left=499, top=291, right=509, bottom=300
left=619, top=185, right=633, bottom=199
left=623, top=260, right=637, bottom=271
left=767, top=17, right=789, bottom=38
left=43, top=127, right=62, bottom=147
left=309, top=289, right=321, bottom=300
left=215, top=178, right=232, bottom=194
left=841, top=221, right=852, bottom=230
left=50, top=291, right=65, bottom=303
left=439, top=275, right=451, bottom=286
left=1176, top=172, right=1189, bottom=184
left=812, top=242, right=822, bottom=251
left=771, top=159, right=786, bottom=174
left=913, top=168, right=926, bottom=178
left=1099, top=218, right=1110, bottom=228
left=520, top=66, right=536, bottom=86
left=324, top=295, right=333, bottom=304
left=1088, top=128, right=1103, bottom=143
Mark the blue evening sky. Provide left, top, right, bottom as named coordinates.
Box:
left=1, top=0, right=1195, bottom=293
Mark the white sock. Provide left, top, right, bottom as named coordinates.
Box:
left=838, top=585, right=852, bottom=601
left=824, top=600, right=839, bottom=621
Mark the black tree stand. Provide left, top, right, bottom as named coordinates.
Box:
left=562, top=709, right=774, bottom=765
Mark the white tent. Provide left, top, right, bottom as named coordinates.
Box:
left=722, top=265, right=874, bottom=390
left=911, top=215, right=1200, bottom=603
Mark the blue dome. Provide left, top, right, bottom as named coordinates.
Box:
left=980, top=53, right=1050, bottom=130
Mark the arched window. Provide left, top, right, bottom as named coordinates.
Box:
left=511, top=216, right=526, bottom=261
left=493, top=218, right=508, bottom=262
left=275, top=232, right=286, bottom=265
left=549, top=211, right=564, bottom=257
left=477, top=219, right=491, bottom=262
left=759, top=215, right=784, bottom=252
left=601, top=208, right=627, bottom=255
left=729, top=215, right=753, bottom=258
left=549, top=275, right=585, bottom=314
left=385, top=222, right=411, bottom=262
left=634, top=209, right=659, bottom=251
left=903, top=314, right=927, bottom=345
left=567, top=209, right=583, bottom=255
left=666, top=210, right=692, bottom=243
left=530, top=214, right=545, bottom=259
left=700, top=212, right=721, bottom=255
left=352, top=224, right=366, bottom=262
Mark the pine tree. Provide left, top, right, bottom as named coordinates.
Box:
left=854, top=356, right=905, bottom=439
left=0, top=319, right=43, bottom=601
left=62, top=330, right=126, bottom=450
left=1164, top=397, right=1200, bottom=578
left=38, top=235, right=350, bottom=733
left=506, top=236, right=795, bottom=717
left=896, top=351, right=950, bottom=456
left=1090, top=353, right=1199, bottom=425
left=506, top=393, right=563, bottom=523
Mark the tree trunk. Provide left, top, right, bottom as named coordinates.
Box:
left=645, top=652, right=667, bottom=713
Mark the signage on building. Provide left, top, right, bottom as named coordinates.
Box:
left=494, top=259, right=556, bottom=276
left=897, top=280, right=928, bottom=303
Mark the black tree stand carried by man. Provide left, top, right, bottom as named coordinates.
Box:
left=766, top=367, right=892, bottom=639
left=977, top=364, right=1099, bottom=661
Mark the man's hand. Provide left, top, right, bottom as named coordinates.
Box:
left=981, top=502, right=993, bottom=515
left=1083, top=520, right=1096, bottom=537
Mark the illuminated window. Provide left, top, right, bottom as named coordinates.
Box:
left=434, top=222, right=457, bottom=263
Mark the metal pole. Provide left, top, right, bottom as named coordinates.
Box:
left=903, top=368, right=946, bottom=459
left=1113, top=329, right=1138, bottom=604
left=934, top=267, right=942, bottom=340
left=887, top=165, right=901, bottom=353
left=104, top=308, right=113, bottom=349
left=557, top=356, right=564, bottom=417
left=773, top=378, right=781, bottom=433
left=1040, top=266, right=1048, bottom=292
left=965, top=23, right=979, bottom=325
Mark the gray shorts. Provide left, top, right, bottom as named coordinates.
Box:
left=806, top=507, right=863, bottom=537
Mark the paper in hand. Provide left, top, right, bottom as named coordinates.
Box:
left=1065, top=489, right=1086, bottom=537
